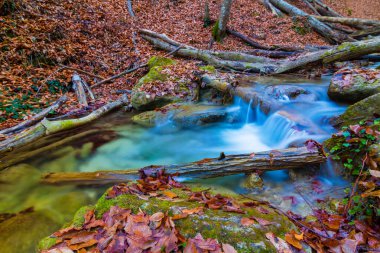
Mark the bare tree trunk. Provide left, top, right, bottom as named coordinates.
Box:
left=41, top=147, right=325, bottom=185
left=0, top=97, right=128, bottom=154
left=140, top=29, right=380, bottom=74
left=311, top=15, right=380, bottom=27
left=213, top=0, right=233, bottom=42
left=269, top=0, right=352, bottom=44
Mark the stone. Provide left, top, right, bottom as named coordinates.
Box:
left=330, top=93, right=380, bottom=127
left=328, top=68, right=380, bottom=103
left=132, top=103, right=239, bottom=128
left=131, top=56, right=193, bottom=111
left=40, top=185, right=297, bottom=252
left=241, top=173, right=264, bottom=189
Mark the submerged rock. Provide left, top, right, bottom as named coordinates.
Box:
left=132, top=103, right=239, bottom=128
left=330, top=93, right=380, bottom=127
left=265, top=85, right=317, bottom=102
left=0, top=211, right=60, bottom=253
left=328, top=68, right=380, bottom=103
left=241, top=173, right=264, bottom=189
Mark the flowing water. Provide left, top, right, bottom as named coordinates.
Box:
left=0, top=75, right=351, bottom=252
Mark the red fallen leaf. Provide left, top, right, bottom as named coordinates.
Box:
left=183, top=240, right=198, bottom=253
left=285, top=230, right=303, bottom=250
left=253, top=217, right=274, bottom=226
left=241, top=217, right=255, bottom=227
left=349, top=124, right=361, bottom=135
left=222, top=243, right=238, bottom=253
left=265, top=232, right=294, bottom=253
left=249, top=153, right=256, bottom=158
left=68, top=238, right=98, bottom=251
left=256, top=206, right=270, bottom=214
left=163, top=191, right=178, bottom=199
left=53, top=226, right=80, bottom=237
left=172, top=213, right=189, bottom=220
left=182, top=206, right=204, bottom=215
left=283, top=196, right=298, bottom=205
left=196, top=158, right=213, bottom=164
left=149, top=212, right=164, bottom=222
left=190, top=233, right=221, bottom=251
left=222, top=205, right=245, bottom=214
left=68, top=231, right=96, bottom=245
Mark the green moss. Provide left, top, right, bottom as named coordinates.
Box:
left=38, top=237, right=58, bottom=251
left=71, top=205, right=94, bottom=228
left=147, top=56, right=175, bottom=69
left=212, top=22, right=222, bottom=42
left=199, top=65, right=216, bottom=74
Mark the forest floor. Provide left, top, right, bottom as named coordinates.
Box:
left=2, top=0, right=377, bottom=129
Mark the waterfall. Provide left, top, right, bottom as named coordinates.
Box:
left=245, top=99, right=253, bottom=124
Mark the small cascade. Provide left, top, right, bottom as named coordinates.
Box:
left=245, top=99, right=253, bottom=124
left=261, top=112, right=299, bottom=146
left=254, top=105, right=266, bottom=124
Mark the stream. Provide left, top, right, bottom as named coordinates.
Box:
left=0, top=75, right=350, bottom=252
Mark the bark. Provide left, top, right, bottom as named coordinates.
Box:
left=352, top=27, right=380, bottom=39
left=0, top=95, right=67, bottom=135
left=269, top=0, right=352, bottom=44
left=213, top=0, right=233, bottom=41
left=311, top=16, right=380, bottom=27
left=126, top=0, right=135, bottom=17
left=0, top=97, right=128, bottom=154
left=261, top=0, right=284, bottom=17
left=314, top=0, right=342, bottom=17
left=41, top=147, right=325, bottom=185
left=72, top=73, right=88, bottom=106
left=140, top=29, right=380, bottom=74
left=301, top=0, right=319, bottom=15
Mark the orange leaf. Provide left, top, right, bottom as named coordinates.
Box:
left=163, top=191, right=178, bottom=199
left=240, top=217, right=255, bottom=227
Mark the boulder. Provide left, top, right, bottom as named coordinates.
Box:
left=328, top=68, right=380, bottom=103
left=39, top=185, right=297, bottom=252
left=330, top=93, right=380, bottom=127
left=132, top=103, right=239, bottom=128
left=265, top=85, right=317, bottom=102
left=131, top=56, right=193, bottom=111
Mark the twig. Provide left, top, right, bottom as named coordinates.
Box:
left=301, top=0, right=320, bottom=15
left=92, top=45, right=183, bottom=88
left=58, top=65, right=105, bottom=80
left=295, top=187, right=330, bottom=237
left=344, top=154, right=368, bottom=216
left=126, top=0, right=135, bottom=17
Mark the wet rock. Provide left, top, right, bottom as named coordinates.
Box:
left=131, top=56, right=192, bottom=111
left=328, top=68, right=380, bottom=103
left=132, top=103, right=239, bottom=128
left=265, top=85, right=317, bottom=102
left=0, top=211, right=61, bottom=253
left=241, top=173, right=263, bottom=189
left=330, top=93, right=380, bottom=127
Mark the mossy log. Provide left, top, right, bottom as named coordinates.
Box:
left=41, top=147, right=325, bottom=185
left=268, top=0, right=352, bottom=44
left=311, top=15, right=380, bottom=27
left=0, top=97, right=128, bottom=155
left=140, top=29, right=380, bottom=74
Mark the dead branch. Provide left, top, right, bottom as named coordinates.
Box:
left=269, top=0, right=353, bottom=44
left=40, top=147, right=325, bottom=185
left=0, top=96, right=128, bottom=154
left=140, top=29, right=380, bottom=74
left=0, top=96, right=67, bottom=135
left=261, top=0, right=285, bottom=17
left=311, top=15, right=380, bottom=27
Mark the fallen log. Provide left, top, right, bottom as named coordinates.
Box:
left=261, top=0, right=284, bottom=17
left=140, top=29, right=380, bottom=74
left=269, top=0, right=352, bottom=44
left=0, top=96, right=128, bottom=154
left=311, top=15, right=380, bottom=27
left=0, top=95, right=67, bottom=135
left=41, top=146, right=325, bottom=185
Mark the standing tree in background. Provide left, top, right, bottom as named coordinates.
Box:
left=212, top=0, right=233, bottom=42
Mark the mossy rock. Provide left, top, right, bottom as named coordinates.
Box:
left=132, top=103, right=239, bottom=128
left=41, top=185, right=297, bottom=252
left=328, top=70, right=380, bottom=103
left=330, top=93, right=380, bottom=128
left=131, top=56, right=192, bottom=111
